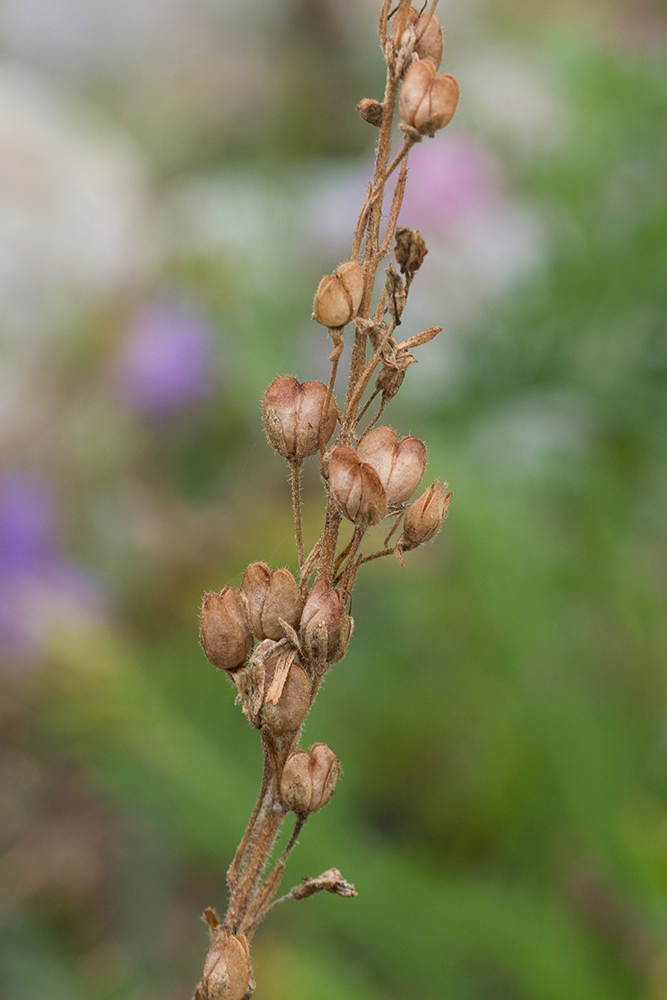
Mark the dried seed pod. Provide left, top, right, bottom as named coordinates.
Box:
left=200, top=588, right=253, bottom=672
left=399, top=60, right=459, bottom=137
left=402, top=480, right=452, bottom=548
left=280, top=743, right=341, bottom=815
left=357, top=97, right=384, bottom=127
left=312, top=261, right=364, bottom=329
left=407, top=5, right=443, bottom=68
left=241, top=562, right=302, bottom=641
left=328, top=446, right=388, bottom=526
left=199, top=928, right=253, bottom=1000
left=263, top=376, right=339, bottom=461
left=394, top=227, right=428, bottom=276
left=356, top=427, right=427, bottom=506
left=300, top=580, right=353, bottom=665
left=258, top=656, right=311, bottom=735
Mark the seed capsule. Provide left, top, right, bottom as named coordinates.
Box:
left=399, top=60, right=459, bottom=137
left=328, top=446, right=388, bottom=526
left=300, top=580, right=353, bottom=665
left=199, top=929, right=252, bottom=1000
left=258, top=656, right=311, bottom=735
left=402, top=480, right=452, bottom=548
left=241, top=562, right=302, bottom=641
left=280, top=743, right=341, bottom=815
left=356, top=427, right=426, bottom=506
left=263, top=376, right=339, bottom=461
left=312, top=261, right=364, bottom=329
left=200, top=588, right=253, bottom=672
left=407, top=5, right=443, bottom=69
left=357, top=98, right=384, bottom=127
left=394, top=227, right=428, bottom=276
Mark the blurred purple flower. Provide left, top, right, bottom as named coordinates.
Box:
left=113, top=299, right=214, bottom=418
left=399, top=134, right=502, bottom=233
left=0, top=473, right=107, bottom=669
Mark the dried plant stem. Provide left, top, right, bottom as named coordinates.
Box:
left=290, top=460, right=304, bottom=572
left=241, top=815, right=307, bottom=939
left=193, top=1, right=457, bottom=992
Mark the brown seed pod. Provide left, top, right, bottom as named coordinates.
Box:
left=394, top=227, right=428, bottom=276
left=280, top=743, right=341, bottom=815
left=357, top=97, right=384, bottom=127
left=402, top=480, right=452, bottom=548
left=407, top=5, right=443, bottom=69
left=263, top=376, right=339, bottom=461
left=258, top=655, right=311, bottom=735
left=300, top=580, right=353, bottom=665
left=312, top=261, right=364, bottom=329
left=328, top=446, right=388, bottom=526
left=199, top=928, right=253, bottom=1000
left=200, top=588, right=253, bottom=672
left=356, top=427, right=427, bottom=506
left=399, top=60, right=459, bottom=137
left=241, top=563, right=302, bottom=641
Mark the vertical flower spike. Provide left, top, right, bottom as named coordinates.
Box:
left=356, top=427, right=427, bottom=506
left=263, top=377, right=339, bottom=461
left=312, top=262, right=364, bottom=328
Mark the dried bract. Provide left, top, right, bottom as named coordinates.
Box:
left=407, top=5, right=443, bottom=69
left=399, top=60, right=459, bottom=137
left=200, top=588, right=253, bottom=672
left=401, top=480, right=452, bottom=548
left=300, top=580, right=353, bottom=665
left=312, top=261, right=364, bottom=329
left=241, top=563, right=302, bottom=641
left=198, top=929, right=253, bottom=1000
left=263, top=376, right=339, bottom=461
left=357, top=98, right=384, bottom=127
left=394, top=227, right=428, bottom=276
left=356, top=427, right=426, bottom=506
left=328, top=446, right=388, bottom=526
left=281, top=744, right=341, bottom=814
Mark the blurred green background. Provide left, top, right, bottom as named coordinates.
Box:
left=1, top=0, right=667, bottom=997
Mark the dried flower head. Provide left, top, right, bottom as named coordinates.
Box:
left=281, top=744, right=341, bottom=814
left=407, top=5, right=443, bottom=68
left=402, top=479, right=452, bottom=548
left=312, top=261, right=364, bottom=329
left=200, top=588, right=253, bottom=672
left=300, top=580, right=353, bottom=665
left=394, top=227, right=428, bottom=276
left=263, top=377, right=339, bottom=461
left=328, top=446, right=388, bottom=526
left=357, top=98, right=384, bottom=127
left=241, top=562, right=302, bottom=641
left=399, top=60, right=459, bottom=137
left=198, top=928, right=253, bottom=1000
left=356, top=427, right=426, bottom=506
left=258, top=655, right=311, bottom=735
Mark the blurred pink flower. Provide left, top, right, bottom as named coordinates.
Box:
left=399, top=133, right=502, bottom=232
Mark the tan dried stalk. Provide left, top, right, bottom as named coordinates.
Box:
left=193, top=2, right=456, bottom=996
